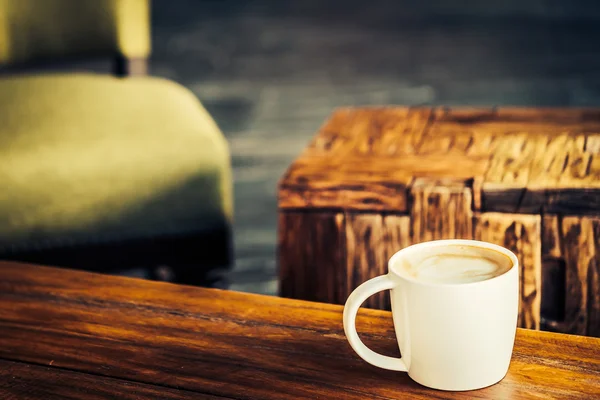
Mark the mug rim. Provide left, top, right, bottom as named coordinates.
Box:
left=387, top=239, right=519, bottom=287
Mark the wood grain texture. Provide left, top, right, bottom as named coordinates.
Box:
left=278, top=212, right=346, bottom=304
left=345, top=213, right=387, bottom=309
left=483, top=132, right=600, bottom=213
left=279, top=107, right=600, bottom=213
left=381, top=214, right=412, bottom=262
left=541, top=215, right=566, bottom=327
left=279, top=211, right=411, bottom=309
left=559, top=216, right=600, bottom=336
left=542, top=214, right=562, bottom=259
left=410, top=177, right=473, bottom=242
left=278, top=107, right=600, bottom=336
left=279, top=155, right=413, bottom=211
left=474, top=213, right=542, bottom=330
left=0, top=359, right=211, bottom=400
left=539, top=215, right=600, bottom=337
left=345, top=213, right=412, bottom=310
left=0, top=262, right=599, bottom=400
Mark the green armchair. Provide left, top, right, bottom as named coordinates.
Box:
left=0, top=0, right=233, bottom=287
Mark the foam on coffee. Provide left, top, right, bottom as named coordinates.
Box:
left=394, top=244, right=513, bottom=284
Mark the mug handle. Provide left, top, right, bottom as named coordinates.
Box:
left=343, top=275, right=407, bottom=371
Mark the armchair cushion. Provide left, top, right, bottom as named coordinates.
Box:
left=0, top=73, right=232, bottom=254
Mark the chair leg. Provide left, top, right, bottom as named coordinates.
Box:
left=113, top=56, right=148, bottom=77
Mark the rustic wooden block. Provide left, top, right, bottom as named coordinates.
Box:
left=278, top=212, right=346, bottom=304
left=542, top=215, right=562, bottom=259
left=279, top=107, right=600, bottom=337
left=279, top=212, right=411, bottom=310
left=345, top=213, right=412, bottom=310
left=410, top=178, right=473, bottom=242
left=559, top=216, right=600, bottom=336
left=473, top=212, right=542, bottom=330
left=345, top=214, right=387, bottom=309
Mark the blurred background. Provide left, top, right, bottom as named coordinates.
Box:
left=149, top=0, right=600, bottom=294
left=1, top=0, right=600, bottom=296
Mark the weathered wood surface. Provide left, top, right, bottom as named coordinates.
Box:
left=1, top=262, right=599, bottom=400
left=345, top=214, right=412, bottom=310
left=540, top=215, right=566, bottom=325
left=280, top=210, right=546, bottom=332
left=345, top=213, right=388, bottom=309
left=279, top=212, right=410, bottom=309
left=278, top=212, right=346, bottom=304
left=279, top=107, right=600, bottom=213
left=0, top=359, right=206, bottom=400
left=278, top=107, right=600, bottom=337
left=410, top=177, right=473, bottom=242
left=559, top=216, right=600, bottom=336
left=474, top=213, right=543, bottom=331
left=279, top=210, right=600, bottom=336
left=538, top=215, right=600, bottom=336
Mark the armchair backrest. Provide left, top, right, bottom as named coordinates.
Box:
left=0, top=0, right=150, bottom=66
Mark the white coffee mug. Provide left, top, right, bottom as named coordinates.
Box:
left=343, top=239, right=519, bottom=391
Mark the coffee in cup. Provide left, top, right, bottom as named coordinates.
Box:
left=395, top=244, right=513, bottom=284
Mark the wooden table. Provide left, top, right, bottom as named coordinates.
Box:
left=0, top=261, right=598, bottom=399
left=278, top=107, right=600, bottom=337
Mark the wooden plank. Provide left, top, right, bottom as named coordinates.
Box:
left=382, top=214, right=412, bottom=261
left=280, top=107, right=434, bottom=212
left=341, top=108, right=434, bottom=157
left=278, top=107, right=494, bottom=213
left=410, top=178, right=473, bottom=242
left=0, top=263, right=598, bottom=400
left=586, top=134, right=600, bottom=154
left=278, top=211, right=306, bottom=301
left=280, top=211, right=410, bottom=310
left=483, top=133, right=600, bottom=213
left=541, top=215, right=566, bottom=328
left=0, top=359, right=213, bottom=400
left=493, top=107, right=600, bottom=123
left=282, top=107, right=600, bottom=214
left=588, top=255, right=600, bottom=338
left=370, top=108, right=433, bottom=156
left=484, top=133, right=542, bottom=188
left=344, top=213, right=411, bottom=310
left=592, top=218, right=600, bottom=337
left=482, top=133, right=546, bottom=213
left=345, top=214, right=387, bottom=309
left=278, top=211, right=346, bottom=304
left=540, top=215, right=600, bottom=337
left=560, top=216, right=600, bottom=336
left=542, top=215, right=562, bottom=258
left=474, top=213, right=542, bottom=330
left=528, top=133, right=599, bottom=194
left=434, top=107, right=600, bottom=125
left=517, top=188, right=600, bottom=214
left=425, top=109, right=500, bottom=158
left=381, top=214, right=412, bottom=311
left=430, top=110, right=600, bottom=213
left=279, top=157, right=412, bottom=211
left=279, top=154, right=487, bottom=212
